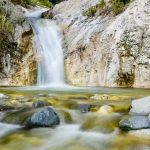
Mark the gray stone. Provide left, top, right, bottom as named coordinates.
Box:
left=130, top=96, right=150, bottom=115
left=78, top=104, right=91, bottom=113
left=25, top=107, right=60, bottom=128
left=32, top=100, right=48, bottom=108
left=119, top=116, right=150, bottom=131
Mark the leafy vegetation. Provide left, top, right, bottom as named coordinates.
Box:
left=83, top=6, right=98, bottom=17
left=111, top=0, right=129, bottom=15
left=11, top=0, right=52, bottom=8
left=84, top=0, right=131, bottom=17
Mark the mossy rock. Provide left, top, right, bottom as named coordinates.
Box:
left=81, top=114, right=121, bottom=133
left=2, top=108, right=38, bottom=125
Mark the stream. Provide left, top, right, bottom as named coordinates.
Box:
left=0, top=86, right=150, bottom=150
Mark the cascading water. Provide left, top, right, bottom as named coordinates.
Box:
left=27, top=11, right=65, bottom=86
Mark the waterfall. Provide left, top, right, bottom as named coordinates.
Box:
left=27, top=11, right=65, bottom=86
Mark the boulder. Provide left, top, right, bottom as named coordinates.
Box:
left=130, top=96, right=150, bottom=115
left=98, top=105, right=113, bottom=115
left=119, top=116, right=150, bottom=131
left=25, top=107, right=60, bottom=128
left=32, top=100, right=48, bottom=108
left=78, top=104, right=91, bottom=113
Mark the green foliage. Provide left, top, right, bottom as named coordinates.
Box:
left=98, top=0, right=106, bottom=10
left=83, top=6, right=97, bottom=17
left=83, top=0, right=131, bottom=17
left=11, top=0, right=52, bottom=8
left=111, top=0, right=125, bottom=15
left=83, top=0, right=106, bottom=17
left=31, top=0, right=53, bottom=7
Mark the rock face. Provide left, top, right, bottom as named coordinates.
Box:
left=53, top=0, right=150, bottom=87
left=119, top=116, right=150, bottom=131
left=25, top=107, right=60, bottom=128
left=0, top=0, right=37, bottom=85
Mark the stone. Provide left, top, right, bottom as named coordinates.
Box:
left=25, top=107, right=60, bottom=128
left=129, top=129, right=150, bottom=138
left=41, top=9, right=53, bottom=19
left=78, top=104, right=91, bottom=113
left=130, top=96, right=150, bottom=115
left=32, top=100, right=48, bottom=108
left=98, top=105, right=113, bottom=115
left=91, top=94, right=110, bottom=100
left=119, top=116, right=150, bottom=131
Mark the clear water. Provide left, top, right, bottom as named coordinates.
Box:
left=0, top=86, right=150, bottom=150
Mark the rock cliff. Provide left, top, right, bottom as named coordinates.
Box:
left=54, top=0, right=150, bottom=87
left=0, top=0, right=37, bottom=85
left=0, top=0, right=150, bottom=88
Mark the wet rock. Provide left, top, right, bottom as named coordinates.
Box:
left=78, top=104, right=91, bottom=113
left=81, top=113, right=120, bottom=133
left=98, top=105, right=113, bottom=115
left=25, top=107, right=60, bottom=128
left=41, top=9, right=53, bottom=19
left=32, top=100, right=48, bottom=108
left=90, top=94, right=110, bottom=100
left=119, top=116, right=150, bottom=131
left=2, top=108, right=38, bottom=125
left=130, top=96, right=150, bottom=115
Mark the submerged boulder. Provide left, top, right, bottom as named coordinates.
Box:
left=25, top=107, right=60, bottom=128
left=78, top=104, right=91, bottom=113
left=32, top=100, right=48, bottom=108
left=119, top=116, right=150, bottom=131
left=130, top=96, right=150, bottom=115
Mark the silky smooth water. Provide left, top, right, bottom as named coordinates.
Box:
left=33, top=19, right=65, bottom=86
left=0, top=86, right=150, bottom=150
left=28, top=11, right=65, bottom=86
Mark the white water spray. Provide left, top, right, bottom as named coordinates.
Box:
left=27, top=11, right=65, bottom=86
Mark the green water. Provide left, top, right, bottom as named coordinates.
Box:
left=0, top=86, right=150, bottom=150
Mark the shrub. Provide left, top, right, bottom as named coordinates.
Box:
left=31, top=0, right=53, bottom=7
left=83, top=0, right=131, bottom=17
left=98, top=0, right=106, bottom=10
left=111, top=0, right=125, bottom=15
left=11, top=0, right=52, bottom=8
left=83, top=6, right=97, bottom=17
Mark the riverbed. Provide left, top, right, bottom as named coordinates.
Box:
left=0, top=86, right=150, bottom=150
